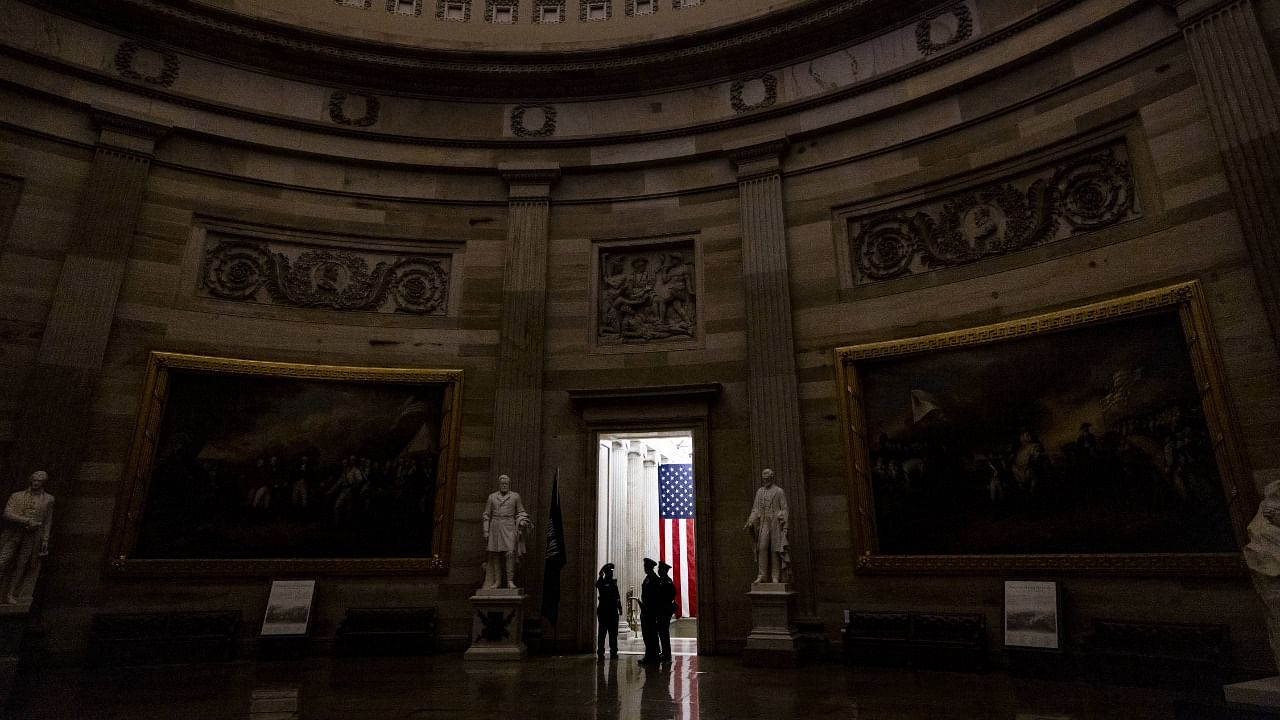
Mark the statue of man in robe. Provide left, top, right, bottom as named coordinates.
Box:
left=482, top=474, right=532, bottom=589
left=743, top=468, right=790, bottom=584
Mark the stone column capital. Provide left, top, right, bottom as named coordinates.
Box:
left=90, top=106, right=170, bottom=157
left=1159, top=0, right=1249, bottom=25
left=727, top=135, right=789, bottom=180
left=498, top=162, right=561, bottom=199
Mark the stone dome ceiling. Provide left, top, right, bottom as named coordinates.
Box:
left=48, top=0, right=940, bottom=98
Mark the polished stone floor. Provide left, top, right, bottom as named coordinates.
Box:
left=9, top=652, right=1210, bottom=720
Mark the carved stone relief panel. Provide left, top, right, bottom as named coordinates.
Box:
left=594, top=238, right=699, bottom=349
left=846, top=140, right=1140, bottom=285
left=199, top=234, right=451, bottom=315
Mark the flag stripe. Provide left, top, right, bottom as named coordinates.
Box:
left=658, top=463, right=697, bottom=619
left=686, top=519, right=697, bottom=616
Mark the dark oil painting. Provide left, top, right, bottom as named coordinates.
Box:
left=861, top=310, right=1238, bottom=557
left=131, top=371, right=445, bottom=560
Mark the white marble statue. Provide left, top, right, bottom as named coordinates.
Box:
left=0, top=470, right=54, bottom=604
left=743, top=468, right=790, bottom=584
left=1246, top=479, right=1280, bottom=673
left=481, top=474, right=532, bottom=589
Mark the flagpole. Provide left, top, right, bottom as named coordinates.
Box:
left=552, top=467, right=561, bottom=655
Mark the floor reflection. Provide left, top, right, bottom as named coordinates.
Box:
left=10, top=650, right=1193, bottom=720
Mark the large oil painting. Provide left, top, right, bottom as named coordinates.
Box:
left=836, top=282, right=1254, bottom=574
left=107, top=353, right=463, bottom=575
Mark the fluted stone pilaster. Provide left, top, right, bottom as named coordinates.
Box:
left=5, top=109, right=168, bottom=490
left=491, top=162, right=558, bottom=591
left=729, top=138, right=815, bottom=616
left=1173, top=0, right=1280, bottom=351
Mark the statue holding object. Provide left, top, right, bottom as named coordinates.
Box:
left=482, top=474, right=532, bottom=589
left=743, top=468, right=790, bottom=585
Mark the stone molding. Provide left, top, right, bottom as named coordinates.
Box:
left=90, top=107, right=171, bottom=156
left=7, top=0, right=1102, bottom=150
left=728, top=137, right=789, bottom=180
left=45, top=0, right=952, bottom=98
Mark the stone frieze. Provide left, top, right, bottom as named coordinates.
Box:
left=200, top=237, right=450, bottom=315
left=849, top=143, right=1138, bottom=284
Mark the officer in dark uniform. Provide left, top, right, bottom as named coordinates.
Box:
left=638, top=558, right=661, bottom=664
left=595, top=562, right=622, bottom=658
left=656, top=560, right=677, bottom=660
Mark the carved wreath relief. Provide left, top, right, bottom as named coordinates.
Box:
left=598, top=244, right=696, bottom=345
left=850, top=143, right=1138, bottom=284
left=200, top=237, right=450, bottom=315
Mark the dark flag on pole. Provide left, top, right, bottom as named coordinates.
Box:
left=541, top=469, right=567, bottom=625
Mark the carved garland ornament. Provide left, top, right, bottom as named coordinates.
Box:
left=114, top=41, right=181, bottom=87
left=328, top=91, right=381, bottom=127
left=201, top=239, right=449, bottom=315
left=511, top=105, right=558, bottom=137
left=730, top=74, right=778, bottom=113
left=916, top=3, right=974, bottom=56
left=851, top=145, right=1137, bottom=284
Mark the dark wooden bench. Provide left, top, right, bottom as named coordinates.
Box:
left=1083, top=618, right=1231, bottom=688
left=89, top=610, right=240, bottom=666
left=842, top=611, right=986, bottom=671
left=335, top=607, right=437, bottom=656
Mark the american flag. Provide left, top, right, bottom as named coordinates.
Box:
left=658, top=463, right=697, bottom=618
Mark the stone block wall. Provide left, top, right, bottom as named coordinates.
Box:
left=0, top=0, right=1277, bottom=672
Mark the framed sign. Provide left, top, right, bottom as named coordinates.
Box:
left=1003, top=579, right=1062, bottom=651
left=106, top=352, right=464, bottom=575
left=261, top=579, right=317, bottom=637
left=835, top=281, right=1254, bottom=574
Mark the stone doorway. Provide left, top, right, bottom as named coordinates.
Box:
left=568, top=384, right=720, bottom=656
left=595, top=430, right=698, bottom=656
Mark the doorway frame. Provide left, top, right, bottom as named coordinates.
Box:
left=568, top=383, right=720, bottom=655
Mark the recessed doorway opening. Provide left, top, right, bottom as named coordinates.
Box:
left=596, top=430, right=698, bottom=656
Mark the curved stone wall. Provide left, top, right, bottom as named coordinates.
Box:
left=1, top=0, right=1278, bottom=673
left=192, top=0, right=815, bottom=52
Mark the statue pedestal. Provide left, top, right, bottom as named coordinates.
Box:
left=464, top=588, right=528, bottom=661
left=1225, top=676, right=1280, bottom=711
left=743, top=582, right=799, bottom=667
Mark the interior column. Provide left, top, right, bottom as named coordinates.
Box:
left=490, top=162, right=559, bottom=591
left=1172, top=0, right=1280, bottom=352
left=728, top=137, right=817, bottom=619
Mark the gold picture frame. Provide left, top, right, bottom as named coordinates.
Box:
left=835, top=281, right=1254, bottom=574
left=106, top=352, right=464, bottom=576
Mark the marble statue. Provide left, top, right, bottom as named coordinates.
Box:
left=0, top=470, right=54, bottom=604
left=743, top=468, right=790, bottom=584
left=481, top=474, right=532, bottom=589
left=1245, top=480, right=1280, bottom=673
